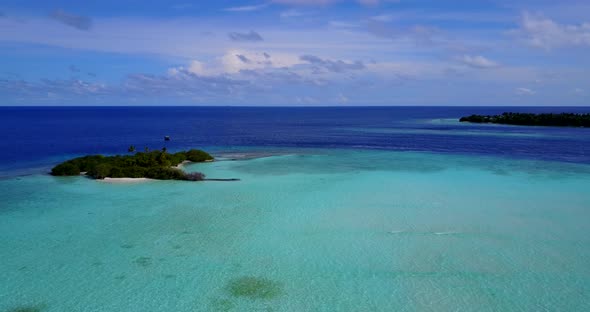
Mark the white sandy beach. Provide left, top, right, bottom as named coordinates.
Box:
left=175, top=159, right=213, bottom=169
left=174, top=160, right=191, bottom=169
left=99, top=177, right=153, bottom=183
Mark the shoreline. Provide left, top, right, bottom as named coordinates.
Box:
left=174, top=160, right=191, bottom=169
left=175, top=159, right=214, bottom=169
left=90, top=159, right=215, bottom=183
left=99, top=177, right=153, bottom=183
left=67, top=159, right=217, bottom=183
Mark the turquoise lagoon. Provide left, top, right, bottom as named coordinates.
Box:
left=1, top=149, right=590, bottom=311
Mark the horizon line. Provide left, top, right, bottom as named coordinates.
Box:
left=1, top=105, right=590, bottom=108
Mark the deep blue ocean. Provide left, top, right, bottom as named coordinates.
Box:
left=1, top=106, right=590, bottom=177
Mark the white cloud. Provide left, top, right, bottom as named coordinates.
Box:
left=517, top=12, right=590, bottom=49
left=337, top=93, right=349, bottom=103
left=458, top=55, right=498, bottom=69
left=329, top=21, right=360, bottom=28
left=188, top=60, right=207, bottom=75
left=224, top=3, right=269, bottom=12
left=222, top=51, right=268, bottom=73
left=515, top=87, right=535, bottom=95
left=300, top=54, right=365, bottom=72
left=168, top=60, right=223, bottom=77
left=168, top=50, right=303, bottom=77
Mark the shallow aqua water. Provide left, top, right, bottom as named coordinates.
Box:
left=1, top=149, right=590, bottom=311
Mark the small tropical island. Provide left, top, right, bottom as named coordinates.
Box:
left=459, top=112, right=590, bottom=127
left=51, top=149, right=215, bottom=181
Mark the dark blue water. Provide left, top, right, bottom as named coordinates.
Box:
left=1, top=106, right=590, bottom=176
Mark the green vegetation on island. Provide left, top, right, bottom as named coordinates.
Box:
left=459, top=112, right=590, bottom=127
left=51, top=149, right=213, bottom=181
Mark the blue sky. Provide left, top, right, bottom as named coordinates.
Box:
left=0, top=0, right=589, bottom=106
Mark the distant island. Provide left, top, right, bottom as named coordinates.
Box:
left=459, top=112, right=590, bottom=127
left=51, top=149, right=214, bottom=181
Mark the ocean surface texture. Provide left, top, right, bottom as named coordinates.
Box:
left=1, top=107, right=590, bottom=311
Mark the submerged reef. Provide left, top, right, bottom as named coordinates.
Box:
left=133, top=256, right=152, bottom=267
left=50, top=149, right=213, bottom=181
left=226, top=276, right=283, bottom=300
left=459, top=112, right=590, bottom=127
left=7, top=305, right=45, bottom=312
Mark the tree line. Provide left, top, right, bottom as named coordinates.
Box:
left=51, top=149, right=213, bottom=181
left=459, top=112, right=590, bottom=127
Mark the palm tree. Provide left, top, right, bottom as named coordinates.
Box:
left=128, top=145, right=136, bottom=153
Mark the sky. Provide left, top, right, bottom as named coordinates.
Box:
left=0, top=0, right=589, bottom=106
